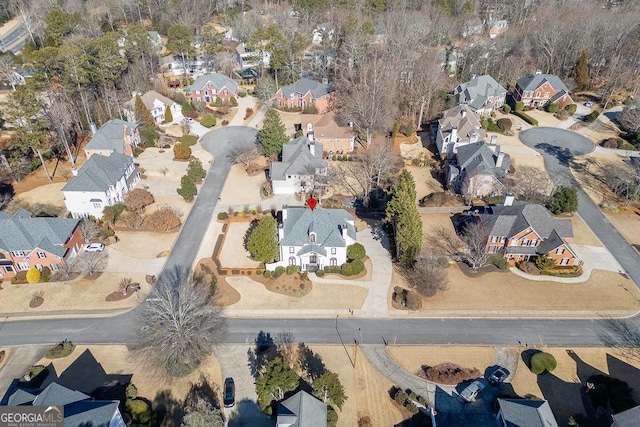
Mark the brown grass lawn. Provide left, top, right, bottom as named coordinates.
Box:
left=387, top=346, right=495, bottom=376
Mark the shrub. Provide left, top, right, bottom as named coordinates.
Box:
left=21, top=365, right=49, bottom=388
left=286, top=265, right=300, bottom=275
left=518, top=261, right=540, bottom=275
left=547, top=185, right=578, bottom=214
left=294, top=129, right=304, bottom=138
left=513, top=110, right=538, bottom=125
left=177, top=175, right=197, bottom=201
left=585, top=111, right=600, bottom=123
left=316, top=270, right=325, bottom=277
left=244, top=107, right=254, bottom=120
left=180, top=135, right=198, bottom=146
left=187, top=158, right=207, bottom=182
left=145, top=208, right=181, bottom=232
left=503, top=104, right=511, bottom=113
left=124, top=188, right=155, bottom=212
left=408, top=391, right=417, bottom=400
left=11, top=270, right=28, bottom=284
left=515, top=101, right=525, bottom=111
left=327, top=408, right=338, bottom=427
left=274, top=266, right=286, bottom=277
left=481, top=117, right=501, bottom=132
left=120, top=210, right=143, bottom=229
left=417, top=363, right=481, bottom=384
left=347, top=243, right=366, bottom=260
left=566, top=104, right=577, bottom=115
left=238, top=91, right=247, bottom=98
left=263, top=271, right=272, bottom=279
left=40, top=267, right=51, bottom=282
left=489, top=254, right=508, bottom=270
left=217, top=212, right=228, bottom=220
left=200, top=114, right=217, bottom=128
left=45, top=340, right=75, bottom=359
left=182, top=102, right=196, bottom=115
left=230, top=97, right=238, bottom=107
left=497, top=118, right=512, bottom=132
left=222, top=120, right=229, bottom=126
left=546, top=102, right=559, bottom=113
left=530, top=351, right=557, bottom=374
left=126, top=383, right=138, bottom=399
left=173, top=142, right=192, bottom=160
left=125, top=398, right=152, bottom=424
left=341, top=259, right=364, bottom=276
left=324, top=266, right=341, bottom=274
left=394, top=389, right=408, bottom=405
left=302, top=104, right=319, bottom=114
left=26, top=267, right=41, bottom=284
left=406, top=402, right=418, bottom=414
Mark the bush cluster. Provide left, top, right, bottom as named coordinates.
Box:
left=286, top=265, right=300, bottom=275
left=341, top=259, right=364, bottom=276
left=180, top=135, right=198, bottom=146
left=518, top=261, right=540, bottom=275
left=566, top=104, right=578, bottom=115
left=200, top=114, right=217, bottom=128
left=244, top=108, right=254, bottom=120
left=502, top=104, right=511, bottom=113
left=230, top=97, right=238, bottom=107
left=489, top=254, right=509, bottom=270
left=481, top=116, right=501, bottom=132
left=274, top=266, right=286, bottom=278
left=173, top=143, right=192, bottom=160
left=546, top=102, right=560, bottom=113
left=417, top=363, right=481, bottom=384
left=530, top=351, right=557, bottom=374
left=238, top=91, right=247, bottom=98
left=217, top=212, right=228, bottom=220
left=585, top=111, right=600, bottom=123
left=513, top=110, right=538, bottom=126
left=263, top=271, right=272, bottom=278
left=324, top=266, right=341, bottom=274
left=347, top=243, right=366, bottom=261
left=515, top=101, right=525, bottom=111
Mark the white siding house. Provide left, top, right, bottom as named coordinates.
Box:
left=123, top=91, right=182, bottom=124
left=436, top=105, right=486, bottom=160
left=62, top=153, right=139, bottom=218
left=270, top=137, right=328, bottom=195
left=267, top=206, right=356, bottom=272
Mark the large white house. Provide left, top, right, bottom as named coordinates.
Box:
left=435, top=105, right=486, bottom=160
left=454, top=74, right=507, bottom=116
left=62, top=153, right=139, bottom=218
left=123, top=91, right=182, bottom=124
left=267, top=206, right=356, bottom=272
left=269, top=136, right=328, bottom=195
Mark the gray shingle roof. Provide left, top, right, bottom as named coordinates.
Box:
left=270, top=137, right=327, bottom=181
left=190, top=72, right=238, bottom=94
left=455, top=142, right=509, bottom=180
left=277, top=390, right=327, bottom=427
left=455, top=75, right=506, bottom=111
left=516, top=73, right=568, bottom=92
left=6, top=388, right=37, bottom=405
left=281, top=207, right=355, bottom=247
left=33, top=383, right=90, bottom=407
left=123, top=90, right=176, bottom=111
left=438, top=105, right=487, bottom=142
left=64, top=400, right=120, bottom=427
left=297, top=244, right=327, bottom=257
left=84, top=119, right=138, bottom=153
left=498, top=398, right=558, bottom=427
left=0, top=210, right=79, bottom=257
left=62, top=152, right=133, bottom=193
left=612, top=404, right=640, bottom=426
left=480, top=203, right=573, bottom=240
left=549, top=89, right=570, bottom=103
left=280, top=78, right=334, bottom=99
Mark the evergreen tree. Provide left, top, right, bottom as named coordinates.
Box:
left=164, top=105, right=173, bottom=123
left=574, top=50, right=590, bottom=90
left=259, top=109, right=288, bottom=157
left=181, top=399, right=224, bottom=427
left=135, top=95, right=155, bottom=129
left=187, top=158, right=206, bottom=182
left=247, top=216, right=279, bottom=263
left=386, top=169, right=422, bottom=266
left=256, top=357, right=298, bottom=411
left=312, top=371, right=347, bottom=410
left=547, top=185, right=578, bottom=214
left=177, top=175, right=197, bottom=201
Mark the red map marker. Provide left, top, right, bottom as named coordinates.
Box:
left=308, top=197, right=317, bottom=211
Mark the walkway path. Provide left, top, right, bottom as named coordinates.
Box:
left=0, top=346, right=46, bottom=403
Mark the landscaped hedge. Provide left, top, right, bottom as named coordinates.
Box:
left=286, top=265, right=300, bottom=275
left=513, top=110, right=538, bottom=126
left=274, top=266, right=286, bottom=278
left=341, top=259, right=364, bottom=276
left=200, top=114, right=217, bottom=128
left=546, top=102, right=559, bottom=113
left=566, top=104, right=577, bottom=115
left=515, top=101, right=525, bottom=111
left=347, top=243, right=366, bottom=261
left=180, top=135, right=198, bottom=146
left=530, top=351, right=557, bottom=374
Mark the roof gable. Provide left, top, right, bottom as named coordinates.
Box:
left=84, top=119, right=138, bottom=153
left=281, top=207, right=355, bottom=248
left=33, top=383, right=90, bottom=407
left=498, top=398, right=558, bottom=427
left=270, top=137, right=327, bottom=181
left=277, top=390, right=327, bottom=427
left=438, top=105, right=487, bottom=141
left=191, top=73, right=239, bottom=94
left=62, top=153, right=133, bottom=193
left=280, top=78, right=334, bottom=99
left=0, top=210, right=79, bottom=255
left=516, top=73, right=568, bottom=93
left=456, top=75, right=507, bottom=102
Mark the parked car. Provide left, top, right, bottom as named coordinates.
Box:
left=223, top=377, right=235, bottom=408
left=584, top=102, right=593, bottom=107
left=460, top=380, right=485, bottom=402
left=83, top=243, right=105, bottom=252
left=487, top=367, right=509, bottom=385
left=184, top=117, right=194, bottom=123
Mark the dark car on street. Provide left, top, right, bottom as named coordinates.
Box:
left=223, top=377, right=235, bottom=408
left=487, top=367, right=509, bottom=385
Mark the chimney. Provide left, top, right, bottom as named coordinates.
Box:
left=469, top=133, right=478, bottom=143
left=278, top=222, right=284, bottom=240
left=471, top=74, right=477, bottom=80
left=503, top=193, right=515, bottom=206
left=450, top=127, right=458, bottom=143
left=309, top=140, right=315, bottom=156
left=90, top=122, right=98, bottom=135
left=490, top=135, right=498, bottom=144
left=461, top=109, right=467, bottom=118
left=496, top=152, right=505, bottom=168
left=282, top=205, right=288, bottom=221
left=131, top=91, right=137, bottom=98
left=535, top=69, right=542, bottom=75
left=341, top=223, right=348, bottom=239
left=322, top=77, right=328, bottom=85
left=71, top=167, right=78, bottom=177
left=308, top=130, right=314, bottom=142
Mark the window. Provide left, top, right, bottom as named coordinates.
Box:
left=289, top=257, right=296, bottom=266
left=195, top=90, right=201, bottom=95
left=92, top=201, right=102, bottom=209
left=556, top=248, right=565, bottom=255
left=500, top=237, right=506, bottom=243
left=51, top=263, right=59, bottom=271
left=17, top=262, right=29, bottom=271
left=309, top=233, right=316, bottom=243
left=560, top=258, right=569, bottom=266
left=35, top=264, right=43, bottom=271
left=331, top=248, right=336, bottom=255
left=224, top=89, right=228, bottom=95
left=12, top=251, right=26, bottom=257
left=37, top=252, right=46, bottom=259
left=535, top=92, right=540, bottom=98
left=310, top=254, right=317, bottom=264
left=330, top=258, right=338, bottom=266
left=522, top=239, right=529, bottom=246
left=4, top=265, right=15, bottom=273
left=204, top=90, right=209, bottom=96
left=289, top=247, right=295, bottom=254
left=491, top=236, right=498, bottom=243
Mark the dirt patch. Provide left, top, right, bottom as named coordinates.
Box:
left=218, top=221, right=261, bottom=269
left=105, top=283, right=141, bottom=302
left=12, top=157, right=86, bottom=195
left=29, top=296, right=44, bottom=308
left=387, top=346, right=495, bottom=380
left=417, top=363, right=482, bottom=385
left=251, top=273, right=312, bottom=297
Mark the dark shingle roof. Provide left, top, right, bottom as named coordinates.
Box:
left=498, top=398, right=558, bottom=427
left=479, top=203, right=573, bottom=240
left=280, top=78, right=334, bottom=99
left=516, top=73, right=568, bottom=93
left=62, top=153, right=133, bottom=193
left=84, top=119, right=138, bottom=153
left=190, top=72, right=238, bottom=94
left=6, top=389, right=37, bottom=406
left=456, top=142, right=509, bottom=179
left=455, top=75, right=507, bottom=111
left=277, top=390, right=327, bottom=427
left=270, top=137, right=327, bottom=181
left=64, top=400, right=120, bottom=427
left=33, top=383, right=90, bottom=407
left=281, top=207, right=355, bottom=247
left=612, top=404, right=640, bottom=426
left=0, top=210, right=79, bottom=257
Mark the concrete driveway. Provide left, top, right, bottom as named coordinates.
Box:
left=105, top=247, right=165, bottom=276
left=571, top=244, right=624, bottom=273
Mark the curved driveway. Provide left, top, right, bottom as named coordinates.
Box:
left=519, top=127, right=640, bottom=290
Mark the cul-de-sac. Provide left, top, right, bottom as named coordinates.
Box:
left=1, top=1, right=640, bottom=426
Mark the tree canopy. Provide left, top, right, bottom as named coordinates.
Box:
left=312, top=371, right=347, bottom=410
left=247, top=216, right=279, bottom=263
left=256, top=357, right=299, bottom=411
left=547, top=185, right=578, bottom=214
left=386, top=169, right=422, bottom=266
left=258, top=109, right=288, bottom=157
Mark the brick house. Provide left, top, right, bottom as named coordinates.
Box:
left=0, top=209, right=84, bottom=281
left=513, top=71, right=574, bottom=109
left=467, top=194, right=578, bottom=267
left=123, top=91, right=182, bottom=124
left=275, top=78, right=335, bottom=113
left=188, top=73, right=239, bottom=104
left=298, top=112, right=355, bottom=154
left=84, top=119, right=140, bottom=160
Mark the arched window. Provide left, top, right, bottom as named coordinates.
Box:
left=289, top=257, right=296, bottom=266
left=330, top=258, right=338, bottom=266
left=309, top=233, right=316, bottom=243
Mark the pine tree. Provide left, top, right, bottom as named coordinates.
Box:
left=134, top=95, right=156, bottom=129
left=247, top=216, right=279, bottom=263
left=258, top=109, right=288, bottom=157
left=164, top=105, right=173, bottom=123
left=547, top=186, right=578, bottom=214
left=177, top=175, right=197, bottom=201
left=255, top=357, right=298, bottom=410
left=574, top=51, right=590, bottom=90
left=187, top=158, right=206, bottom=182
left=312, top=371, right=347, bottom=410
left=386, top=169, right=422, bottom=266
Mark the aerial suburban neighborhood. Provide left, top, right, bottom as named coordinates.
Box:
left=1, top=0, right=640, bottom=426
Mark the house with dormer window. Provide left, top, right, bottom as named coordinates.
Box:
left=84, top=119, right=140, bottom=160
left=513, top=71, right=573, bottom=109
left=269, top=136, right=328, bottom=195
left=267, top=206, right=356, bottom=272
left=275, top=78, right=335, bottom=113
left=188, top=72, right=239, bottom=104
left=436, top=105, right=487, bottom=160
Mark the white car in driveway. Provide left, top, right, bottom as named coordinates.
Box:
left=460, top=380, right=485, bottom=402
left=83, top=243, right=105, bottom=252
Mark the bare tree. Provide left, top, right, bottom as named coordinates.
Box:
left=617, top=104, right=640, bottom=133
left=76, top=251, right=108, bottom=276
left=51, top=259, right=76, bottom=281
left=505, top=166, right=552, bottom=204
left=229, top=141, right=262, bottom=171
left=461, top=220, right=490, bottom=270
left=129, top=266, right=225, bottom=377
left=402, top=254, right=449, bottom=297
left=274, top=331, right=298, bottom=370
left=79, top=218, right=102, bottom=242
left=597, top=318, right=640, bottom=362
left=426, top=226, right=465, bottom=261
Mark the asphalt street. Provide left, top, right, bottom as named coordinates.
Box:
left=519, top=127, right=640, bottom=290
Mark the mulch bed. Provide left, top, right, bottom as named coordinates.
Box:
left=457, top=262, right=508, bottom=278
left=252, top=274, right=313, bottom=297
left=29, top=296, right=44, bottom=308
left=195, top=258, right=241, bottom=306
left=82, top=272, right=104, bottom=281
left=105, top=284, right=140, bottom=301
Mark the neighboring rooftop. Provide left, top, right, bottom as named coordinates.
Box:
left=190, top=72, right=239, bottom=93
left=84, top=119, right=138, bottom=153
left=439, top=105, right=487, bottom=141
left=299, top=112, right=353, bottom=138
left=455, top=142, right=510, bottom=179
left=270, top=136, right=327, bottom=181
left=277, top=390, right=327, bottom=427
left=280, top=78, right=334, bottom=99
left=0, top=209, right=79, bottom=257
left=455, top=74, right=507, bottom=111
left=478, top=203, right=573, bottom=239
left=280, top=206, right=355, bottom=248
left=62, top=152, right=134, bottom=193
left=498, top=398, right=558, bottom=427
left=516, top=73, right=569, bottom=92
left=123, top=90, right=176, bottom=111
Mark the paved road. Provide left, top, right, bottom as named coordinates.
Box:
left=519, top=127, right=640, bottom=290
left=160, top=126, right=258, bottom=279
